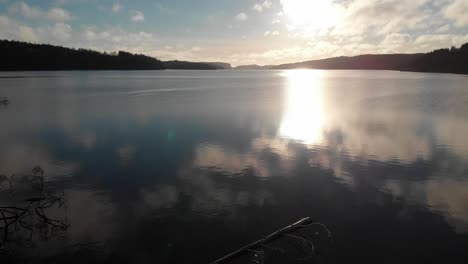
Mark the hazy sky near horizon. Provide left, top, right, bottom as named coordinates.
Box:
left=1, top=0, right=467, bottom=65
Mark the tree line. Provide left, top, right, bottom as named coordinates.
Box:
left=241, top=42, right=468, bottom=74
left=2, top=39, right=467, bottom=74
left=402, top=43, right=468, bottom=74
left=0, top=40, right=230, bottom=71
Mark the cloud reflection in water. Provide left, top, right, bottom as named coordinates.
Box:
left=2, top=70, right=468, bottom=263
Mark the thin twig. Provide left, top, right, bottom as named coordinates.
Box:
left=0, top=209, right=9, bottom=244
left=284, top=233, right=316, bottom=259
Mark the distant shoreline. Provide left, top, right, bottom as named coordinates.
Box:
left=1, top=40, right=467, bottom=74
left=0, top=69, right=467, bottom=77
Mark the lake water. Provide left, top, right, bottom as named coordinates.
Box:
left=1, top=70, right=468, bottom=263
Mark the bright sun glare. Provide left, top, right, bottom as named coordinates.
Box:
left=281, top=0, right=343, bottom=30
left=279, top=70, right=325, bottom=145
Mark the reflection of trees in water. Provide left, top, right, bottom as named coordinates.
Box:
left=0, top=166, right=68, bottom=251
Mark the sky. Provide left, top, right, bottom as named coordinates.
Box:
left=0, top=0, right=467, bottom=66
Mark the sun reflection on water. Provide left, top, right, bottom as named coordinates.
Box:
left=279, top=70, right=325, bottom=145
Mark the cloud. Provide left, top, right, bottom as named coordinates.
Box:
left=262, top=1, right=273, bottom=9
left=235, top=12, right=248, bottom=21
left=253, top=4, right=263, bottom=12
left=264, top=30, right=280, bottom=37
left=0, top=15, right=38, bottom=42
left=443, top=0, right=468, bottom=27
left=1, top=14, right=224, bottom=64
left=130, top=10, right=144, bottom=22
left=414, top=34, right=468, bottom=50
left=47, top=8, right=72, bottom=22
left=50, top=22, right=72, bottom=41
left=10, top=2, right=71, bottom=22
left=436, top=24, right=451, bottom=33
left=2, top=0, right=468, bottom=66
left=0, top=15, right=159, bottom=52
left=330, top=0, right=430, bottom=36
left=10, top=2, right=41, bottom=19
left=253, top=1, right=273, bottom=12
left=380, top=33, right=412, bottom=50
left=112, top=3, right=122, bottom=13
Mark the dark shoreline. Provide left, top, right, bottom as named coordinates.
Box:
left=1, top=39, right=467, bottom=74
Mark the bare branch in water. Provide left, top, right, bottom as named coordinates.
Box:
left=212, top=217, right=332, bottom=263
left=0, top=167, right=68, bottom=249
left=284, top=233, right=316, bottom=259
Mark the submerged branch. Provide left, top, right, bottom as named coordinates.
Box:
left=0, top=167, right=68, bottom=248
left=213, top=217, right=316, bottom=263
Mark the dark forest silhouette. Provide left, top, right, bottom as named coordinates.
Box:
left=1, top=40, right=468, bottom=73
left=0, top=40, right=164, bottom=71
left=164, top=60, right=219, bottom=70
left=271, top=53, right=424, bottom=70
left=0, top=40, right=229, bottom=71
left=237, top=43, right=468, bottom=74
left=402, top=44, right=468, bottom=74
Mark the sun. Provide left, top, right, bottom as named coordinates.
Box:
left=280, top=0, right=343, bottom=30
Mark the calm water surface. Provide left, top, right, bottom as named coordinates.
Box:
left=1, top=70, right=468, bottom=263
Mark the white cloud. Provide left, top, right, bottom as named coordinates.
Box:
left=47, top=8, right=71, bottom=22
left=262, top=1, right=272, bottom=9
left=436, top=24, right=451, bottom=33
left=112, top=3, right=122, bottom=13
left=10, top=2, right=71, bottom=22
left=18, top=24, right=38, bottom=42
left=331, top=0, right=430, bottom=36
left=381, top=33, right=411, bottom=46
left=0, top=15, right=72, bottom=44
left=0, top=15, right=38, bottom=42
left=12, top=2, right=42, bottom=19
left=264, top=30, right=280, bottom=37
left=414, top=34, right=468, bottom=50
left=235, top=12, right=248, bottom=21
left=0, top=15, right=223, bottom=63
left=49, top=22, right=72, bottom=41
left=2, top=0, right=468, bottom=66
left=253, top=1, right=273, bottom=13
left=443, top=0, right=468, bottom=27
left=253, top=4, right=263, bottom=12
left=130, top=10, right=144, bottom=22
